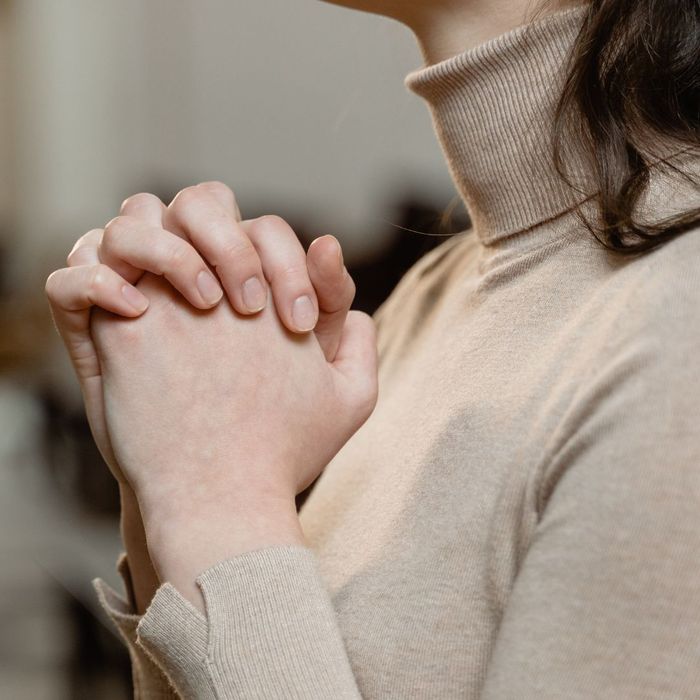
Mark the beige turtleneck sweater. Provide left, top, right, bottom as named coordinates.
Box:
left=94, top=5, right=700, bottom=698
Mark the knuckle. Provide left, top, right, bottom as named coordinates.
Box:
left=121, top=192, right=160, bottom=212
left=197, top=180, right=235, bottom=203
left=44, top=269, right=62, bottom=299
left=67, top=229, right=102, bottom=265
left=165, top=240, right=191, bottom=269
left=254, top=214, right=291, bottom=238
left=218, top=239, right=259, bottom=268
left=280, top=260, right=309, bottom=277
left=89, top=264, right=110, bottom=293
left=169, top=186, right=203, bottom=215
left=269, top=260, right=308, bottom=285
left=265, top=258, right=304, bottom=288
left=103, top=215, right=133, bottom=242
left=319, top=274, right=355, bottom=315
left=65, top=250, right=79, bottom=267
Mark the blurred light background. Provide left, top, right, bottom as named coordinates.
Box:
left=0, top=1, right=468, bottom=697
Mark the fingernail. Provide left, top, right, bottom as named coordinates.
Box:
left=121, top=284, right=149, bottom=313
left=197, top=270, right=223, bottom=305
left=292, top=295, right=317, bottom=332
left=242, top=276, right=266, bottom=312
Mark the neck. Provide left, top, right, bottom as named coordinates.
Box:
left=389, top=0, right=580, bottom=65
left=402, top=1, right=695, bottom=248
left=405, top=4, right=597, bottom=244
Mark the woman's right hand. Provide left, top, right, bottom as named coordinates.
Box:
left=44, top=182, right=356, bottom=486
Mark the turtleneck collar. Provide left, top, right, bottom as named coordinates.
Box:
left=405, top=5, right=595, bottom=246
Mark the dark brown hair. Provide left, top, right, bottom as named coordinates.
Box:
left=552, top=0, right=700, bottom=253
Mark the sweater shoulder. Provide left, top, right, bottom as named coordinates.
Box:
left=614, top=225, right=700, bottom=348
left=536, top=226, right=700, bottom=516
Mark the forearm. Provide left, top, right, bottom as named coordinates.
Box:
left=119, top=484, right=161, bottom=614
left=101, top=489, right=362, bottom=699
left=142, top=491, right=306, bottom=613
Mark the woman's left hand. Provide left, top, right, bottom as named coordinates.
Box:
left=90, top=255, right=378, bottom=608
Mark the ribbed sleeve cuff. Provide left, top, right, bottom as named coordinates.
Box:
left=93, top=554, right=179, bottom=699
left=136, top=583, right=215, bottom=698
left=137, top=545, right=361, bottom=699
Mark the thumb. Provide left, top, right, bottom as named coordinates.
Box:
left=331, top=310, right=379, bottom=413
left=307, top=235, right=356, bottom=363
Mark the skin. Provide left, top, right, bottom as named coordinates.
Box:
left=46, top=0, right=579, bottom=613
left=321, top=0, right=580, bottom=64
left=93, top=264, right=377, bottom=606
left=46, top=184, right=363, bottom=611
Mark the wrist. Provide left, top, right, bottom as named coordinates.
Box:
left=141, top=491, right=305, bottom=610
left=118, top=484, right=161, bottom=613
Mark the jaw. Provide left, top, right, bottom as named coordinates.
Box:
left=317, top=0, right=430, bottom=25
left=316, top=1, right=573, bottom=65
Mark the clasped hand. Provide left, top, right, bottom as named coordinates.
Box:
left=46, top=182, right=378, bottom=608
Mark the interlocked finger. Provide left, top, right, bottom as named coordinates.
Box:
left=67, top=229, right=103, bottom=267
left=241, top=215, right=320, bottom=333
left=164, top=185, right=269, bottom=316
left=98, top=215, right=223, bottom=309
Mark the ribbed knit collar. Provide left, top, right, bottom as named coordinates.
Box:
left=405, top=5, right=595, bottom=245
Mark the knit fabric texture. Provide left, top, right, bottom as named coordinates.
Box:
left=94, top=4, right=700, bottom=698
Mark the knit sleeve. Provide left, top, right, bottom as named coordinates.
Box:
left=92, top=554, right=179, bottom=699
left=480, top=282, right=700, bottom=698
left=134, top=545, right=363, bottom=699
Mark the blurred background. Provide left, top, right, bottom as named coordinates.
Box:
left=0, top=0, right=468, bottom=697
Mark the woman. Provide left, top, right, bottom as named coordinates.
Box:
left=45, top=0, right=700, bottom=697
